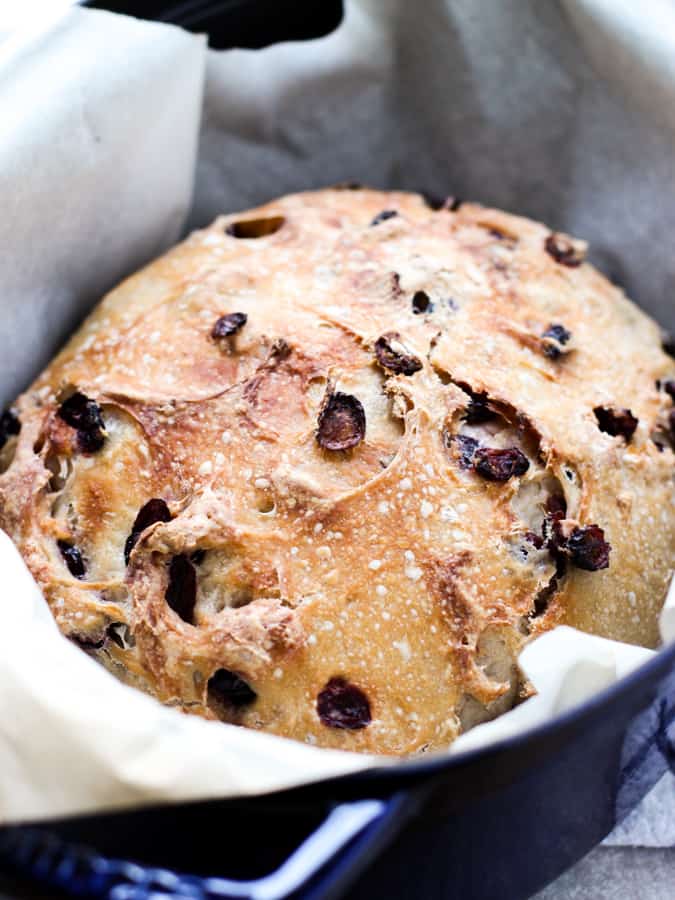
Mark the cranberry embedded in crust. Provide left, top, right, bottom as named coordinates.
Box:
left=411, top=291, right=432, bottom=315
left=473, top=447, right=530, bottom=482
left=463, top=393, right=494, bottom=425
left=565, top=525, right=611, bottom=571
left=423, top=193, right=462, bottom=211
left=224, top=216, right=285, bottom=238
left=546, top=513, right=611, bottom=572
left=124, top=498, right=172, bottom=565
left=370, top=210, right=398, bottom=226
left=316, top=391, right=366, bottom=451
left=58, top=540, right=86, bottom=579
left=450, top=434, right=479, bottom=469
left=374, top=332, right=423, bottom=376
left=524, top=531, right=545, bottom=550
left=541, top=324, right=572, bottom=359
left=593, top=406, right=638, bottom=442
left=211, top=312, right=247, bottom=339
left=0, top=409, right=20, bottom=449
left=545, top=233, right=585, bottom=267
left=57, top=392, right=105, bottom=453
left=165, top=554, right=197, bottom=624
left=422, top=192, right=445, bottom=211
left=317, top=677, right=371, bottom=730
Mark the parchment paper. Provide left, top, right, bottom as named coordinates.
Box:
left=0, top=0, right=674, bottom=824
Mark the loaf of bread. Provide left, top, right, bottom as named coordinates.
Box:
left=1, top=188, right=673, bottom=755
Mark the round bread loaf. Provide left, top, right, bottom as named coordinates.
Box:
left=0, top=188, right=673, bottom=755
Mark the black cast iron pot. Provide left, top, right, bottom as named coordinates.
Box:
left=0, top=2, right=674, bottom=898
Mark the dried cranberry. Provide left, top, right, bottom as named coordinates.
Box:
left=545, top=518, right=566, bottom=553
left=488, top=227, right=510, bottom=241
left=542, top=324, right=572, bottom=359
left=473, top=447, right=530, bottom=482
left=532, top=556, right=567, bottom=617
left=225, top=216, right=285, bottom=238
left=370, top=210, right=398, bottom=226
left=422, top=192, right=446, bottom=210
left=124, top=498, right=171, bottom=564
left=546, top=494, right=568, bottom=518
left=165, top=555, right=197, bottom=624
left=564, top=525, right=611, bottom=571
left=541, top=494, right=568, bottom=549
left=411, top=291, right=433, bottom=315
left=317, top=677, right=371, bottom=730
left=450, top=434, right=479, bottom=469
left=545, top=233, right=585, bottom=267
left=543, top=324, right=571, bottom=345
left=423, top=193, right=460, bottom=211
left=662, top=332, right=675, bottom=358
left=316, top=391, right=366, bottom=451
left=669, top=408, right=675, bottom=440
left=57, top=392, right=105, bottom=453
left=374, top=332, right=423, bottom=376
left=524, top=531, right=545, bottom=549
left=594, top=406, right=638, bottom=442
left=191, top=549, right=206, bottom=565
left=212, top=312, right=247, bottom=339
left=269, top=337, right=292, bottom=362
left=464, top=393, right=494, bottom=425
left=0, top=409, right=20, bottom=449
left=390, top=272, right=403, bottom=296
left=208, top=668, right=257, bottom=708
left=663, top=380, right=675, bottom=401
left=58, top=540, right=86, bottom=579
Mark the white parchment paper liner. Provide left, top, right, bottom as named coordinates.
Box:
left=0, top=1, right=673, bottom=824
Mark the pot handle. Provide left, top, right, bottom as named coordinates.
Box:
left=79, top=0, right=344, bottom=50
left=0, top=793, right=409, bottom=899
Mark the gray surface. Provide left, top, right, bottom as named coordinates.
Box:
left=536, top=847, right=675, bottom=900
left=606, top=773, right=675, bottom=848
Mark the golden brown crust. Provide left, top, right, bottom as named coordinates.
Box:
left=1, top=188, right=673, bottom=755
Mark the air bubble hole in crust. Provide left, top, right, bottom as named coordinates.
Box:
left=443, top=381, right=542, bottom=475
left=194, top=549, right=280, bottom=618
left=225, top=216, right=285, bottom=239
left=255, top=495, right=276, bottom=515
left=46, top=452, right=72, bottom=493
left=207, top=668, right=257, bottom=714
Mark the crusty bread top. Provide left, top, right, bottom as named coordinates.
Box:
left=0, top=188, right=673, bottom=755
